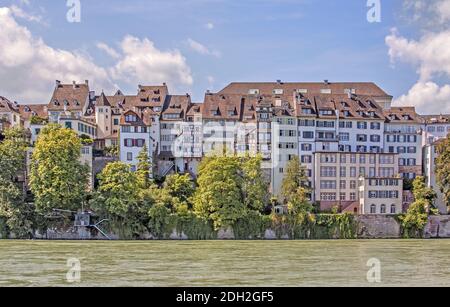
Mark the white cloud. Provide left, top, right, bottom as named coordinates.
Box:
left=110, top=35, right=193, bottom=88
left=393, top=81, right=450, bottom=113
left=96, top=42, right=121, bottom=59
left=205, top=22, right=214, bottom=30
left=0, top=7, right=111, bottom=103
left=9, top=5, right=45, bottom=25
left=0, top=7, right=194, bottom=103
left=187, top=38, right=221, bottom=58
left=386, top=1, right=450, bottom=114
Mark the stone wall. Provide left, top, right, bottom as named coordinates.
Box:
left=424, top=216, right=450, bottom=238
left=356, top=215, right=401, bottom=239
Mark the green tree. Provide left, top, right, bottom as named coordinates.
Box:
left=0, top=128, right=35, bottom=237
left=400, top=176, right=438, bottom=238
left=95, top=162, right=139, bottom=217
left=30, top=124, right=89, bottom=213
left=241, top=155, right=269, bottom=212
left=436, top=137, right=450, bottom=210
left=281, top=156, right=310, bottom=206
left=163, top=173, right=194, bottom=205
left=193, top=156, right=246, bottom=229
left=136, top=144, right=152, bottom=189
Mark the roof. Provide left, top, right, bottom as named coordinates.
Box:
left=218, top=81, right=390, bottom=97
left=95, top=92, right=111, bottom=107
left=420, top=114, right=450, bottom=124
left=120, top=110, right=151, bottom=127
left=202, top=93, right=257, bottom=121
left=161, top=94, right=191, bottom=120
left=135, top=84, right=169, bottom=108
left=384, top=107, right=423, bottom=124
left=48, top=81, right=90, bottom=111
left=0, top=96, right=19, bottom=113
left=18, top=104, right=48, bottom=120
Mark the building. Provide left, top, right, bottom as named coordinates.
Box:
left=384, top=107, right=423, bottom=180
left=0, top=96, right=21, bottom=129
left=422, top=115, right=450, bottom=145
left=119, top=110, right=153, bottom=172
left=359, top=177, right=403, bottom=215
left=314, top=152, right=399, bottom=212
left=423, top=141, right=448, bottom=214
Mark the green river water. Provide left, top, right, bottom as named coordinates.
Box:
left=0, top=240, right=448, bottom=287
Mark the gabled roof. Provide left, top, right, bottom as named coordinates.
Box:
left=384, top=107, right=422, bottom=124
left=18, top=104, right=48, bottom=120
left=96, top=92, right=111, bottom=107
left=120, top=110, right=150, bottom=127
left=48, top=81, right=90, bottom=111
left=0, top=96, right=19, bottom=113
left=218, top=82, right=390, bottom=97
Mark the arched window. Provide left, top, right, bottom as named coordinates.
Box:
left=370, top=204, right=376, bottom=214
left=391, top=205, right=396, bottom=214
left=380, top=204, right=386, bottom=214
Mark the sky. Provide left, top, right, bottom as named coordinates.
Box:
left=1, top=0, right=450, bottom=114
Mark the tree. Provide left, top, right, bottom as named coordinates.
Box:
left=163, top=173, right=195, bottom=205
left=30, top=124, right=89, bottom=213
left=241, top=155, right=269, bottom=212
left=281, top=156, right=310, bottom=205
left=400, top=176, right=438, bottom=238
left=136, top=144, right=152, bottom=189
left=436, top=137, right=450, bottom=209
left=95, top=162, right=139, bottom=218
left=193, top=156, right=246, bottom=229
left=0, top=128, right=34, bottom=237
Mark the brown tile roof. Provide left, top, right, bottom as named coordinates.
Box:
left=120, top=110, right=150, bottom=127
left=218, top=81, right=390, bottom=97
left=202, top=93, right=256, bottom=121
left=0, top=96, right=19, bottom=113
left=95, top=92, right=111, bottom=107
left=18, top=104, right=48, bottom=120
left=161, top=95, right=191, bottom=119
left=48, top=81, right=90, bottom=111
left=135, top=84, right=169, bottom=108
left=420, top=114, right=450, bottom=124
left=186, top=103, right=203, bottom=116
left=384, top=107, right=423, bottom=123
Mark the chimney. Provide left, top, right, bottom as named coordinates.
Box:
left=85, top=80, right=89, bottom=85
left=276, top=79, right=282, bottom=85
left=324, top=79, right=329, bottom=85
left=73, top=81, right=77, bottom=89
left=56, top=80, right=61, bottom=87
left=163, top=82, right=167, bottom=86
left=206, top=90, right=211, bottom=95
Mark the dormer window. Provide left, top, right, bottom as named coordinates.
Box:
left=369, top=101, right=378, bottom=109
left=358, top=101, right=366, bottom=108
left=74, top=100, right=80, bottom=106
left=341, top=101, right=349, bottom=108
left=125, top=114, right=137, bottom=122
left=368, top=111, right=375, bottom=118
left=248, top=89, right=260, bottom=95
left=273, top=89, right=284, bottom=95
left=64, top=100, right=70, bottom=106
left=24, top=106, right=31, bottom=112
left=320, top=89, right=332, bottom=94
left=344, top=88, right=356, bottom=94
left=343, top=110, right=351, bottom=117
left=53, top=100, right=60, bottom=106
left=319, top=109, right=334, bottom=116
left=403, top=115, right=411, bottom=120
left=212, top=107, right=221, bottom=116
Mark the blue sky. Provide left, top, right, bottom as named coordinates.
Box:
left=1, top=0, right=447, bottom=112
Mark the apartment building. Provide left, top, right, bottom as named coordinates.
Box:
left=4, top=79, right=450, bottom=215
left=423, top=141, right=448, bottom=214
left=314, top=152, right=399, bottom=212
left=384, top=107, right=423, bottom=180
left=359, top=177, right=403, bottom=215
left=119, top=110, right=154, bottom=172
left=0, top=96, right=21, bottom=129
left=422, top=115, right=450, bottom=145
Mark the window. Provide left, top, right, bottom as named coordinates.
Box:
left=320, top=154, right=336, bottom=163
left=340, top=155, right=347, bottom=163
left=350, top=181, right=357, bottom=189
left=350, top=193, right=356, bottom=201
left=370, top=122, right=381, bottom=130
left=124, top=139, right=133, bottom=147
left=340, top=167, right=347, bottom=177
left=301, top=144, right=312, bottom=151
left=320, top=181, right=337, bottom=189
left=339, top=133, right=350, bottom=141
left=299, top=119, right=315, bottom=127
left=340, top=180, right=346, bottom=189
left=122, top=126, right=131, bottom=133
left=65, top=122, right=72, bottom=129
left=350, top=167, right=357, bottom=178
left=316, top=121, right=335, bottom=128
left=127, top=152, right=133, bottom=161
left=357, top=134, right=367, bottom=142
left=370, top=135, right=381, bottom=142
left=301, top=155, right=312, bottom=163
left=273, top=89, right=284, bottom=95
left=303, top=131, right=314, bottom=139
left=320, top=89, right=332, bottom=94
left=390, top=205, right=396, bottom=214
left=357, top=122, right=368, bottom=129
left=136, top=139, right=145, bottom=147
left=370, top=205, right=376, bottom=214
left=340, top=193, right=346, bottom=201
left=320, top=167, right=337, bottom=177
left=125, top=114, right=137, bottom=122
left=320, top=193, right=336, bottom=201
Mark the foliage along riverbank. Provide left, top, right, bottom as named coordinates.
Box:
left=0, top=125, right=446, bottom=240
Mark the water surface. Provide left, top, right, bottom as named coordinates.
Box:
left=0, top=240, right=448, bottom=287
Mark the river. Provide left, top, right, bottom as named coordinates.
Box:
left=0, top=240, right=448, bottom=287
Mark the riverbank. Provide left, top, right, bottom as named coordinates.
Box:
left=2, top=215, right=450, bottom=240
